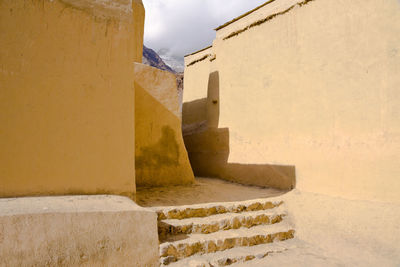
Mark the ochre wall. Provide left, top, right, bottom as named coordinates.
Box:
left=183, top=128, right=230, bottom=178
left=183, top=48, right=295, bottom=190
left=182, top=48, right=213, bottom=134
left=211, top=0, right=400, bottom=201
left=134, top=63, right=194, bottom=187
left=0, top=0, right=145, bottom=199
left=183, top=47, right=213, bottom=103
left=134, top=63, right=180, bottom=119
left=183, top=127, right=295, bottom=190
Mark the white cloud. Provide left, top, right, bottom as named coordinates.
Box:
left=142, top=0, right=268, bottom=67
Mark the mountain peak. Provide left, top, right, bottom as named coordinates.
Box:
left=142, top=45, right=175, bottom=74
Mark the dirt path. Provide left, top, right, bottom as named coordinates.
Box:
left=136, top=177, right=288, bottom=207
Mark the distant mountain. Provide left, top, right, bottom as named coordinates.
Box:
left=157, top=50, right=185, bottom=73
left=142, top=45, right=184, bottom=93
left=142, top=45, right=175, bottom=74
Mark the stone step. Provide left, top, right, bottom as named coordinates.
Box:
left=152, top=198, right=284, bottom=221
left=159, top=221, right=295, bottom=264
left=159, top=207, right=287, bottom=243
left=163, top=241, right=293, bottom=266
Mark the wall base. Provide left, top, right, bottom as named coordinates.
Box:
left=0, top=195, right=159, bottom=266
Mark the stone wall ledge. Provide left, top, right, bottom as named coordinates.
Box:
left=0, top=195, right=159, bottom=266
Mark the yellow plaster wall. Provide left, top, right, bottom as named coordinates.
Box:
left=183, top=127, right=295, bottom=190
left=212, top=0, right=400, bottom=201
left=0, top=0, right=145, bottom=199
left=134, top=63, right=180, bottom=118
left=183, top=47, right=213, bottom=103
left=182, top=49, right=212, bottom=126
left=182, top=48, right=213, bottom=135
left=183, top=49, right=295, bottom=190
left=134, top=63, right=195, bottom=187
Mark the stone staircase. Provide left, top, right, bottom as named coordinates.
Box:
left=151, top=198, right=295, bottom=266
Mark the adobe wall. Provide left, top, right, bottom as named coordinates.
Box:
left=212, top=0, right=400, bottom=201
left=0, top=0, right=145, bottom=199
left=183, top=47, right=214, bottom=102
left=182, top=47, right=213, bottom=134
left=183, top=46, right=295, bottom=190
left=134, top=63, right=195, bottom=187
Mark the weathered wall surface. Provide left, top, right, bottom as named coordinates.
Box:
left=0, top=0, right=144, bottom=198
left=183, top=47, right=213, bottom=103
left=183, top=128, right=230, bottom=177
left=134, top=63, right=194, bottom=187
left=183, top=47, right=295, bottom=190
left=0, top=195, right=159, bottom=266
left=215, top=0, right=303, bottom=40
left=182, top=50, right=213, bottom=131
left=182, top=47, right=213, bottom=134
left=212, top=0, right=400, bottom=201
left=183, top=127, right=295, bottom=190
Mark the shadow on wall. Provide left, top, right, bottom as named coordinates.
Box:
left=182, top=71, right=296, bottom=190
left=136, top=126, right=180, bottom=169
left=135, top=77, right=195, bottom=187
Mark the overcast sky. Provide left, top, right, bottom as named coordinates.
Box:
left=142, top=0, right=268, bottom=68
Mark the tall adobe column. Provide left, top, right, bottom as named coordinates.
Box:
left=0, top=0, right=145, bottom=199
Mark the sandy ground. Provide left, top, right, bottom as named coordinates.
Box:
left=136, top=177, right=287, bottom=207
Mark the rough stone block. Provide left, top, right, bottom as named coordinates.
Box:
left=0, top=195, right=159, bottom=266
